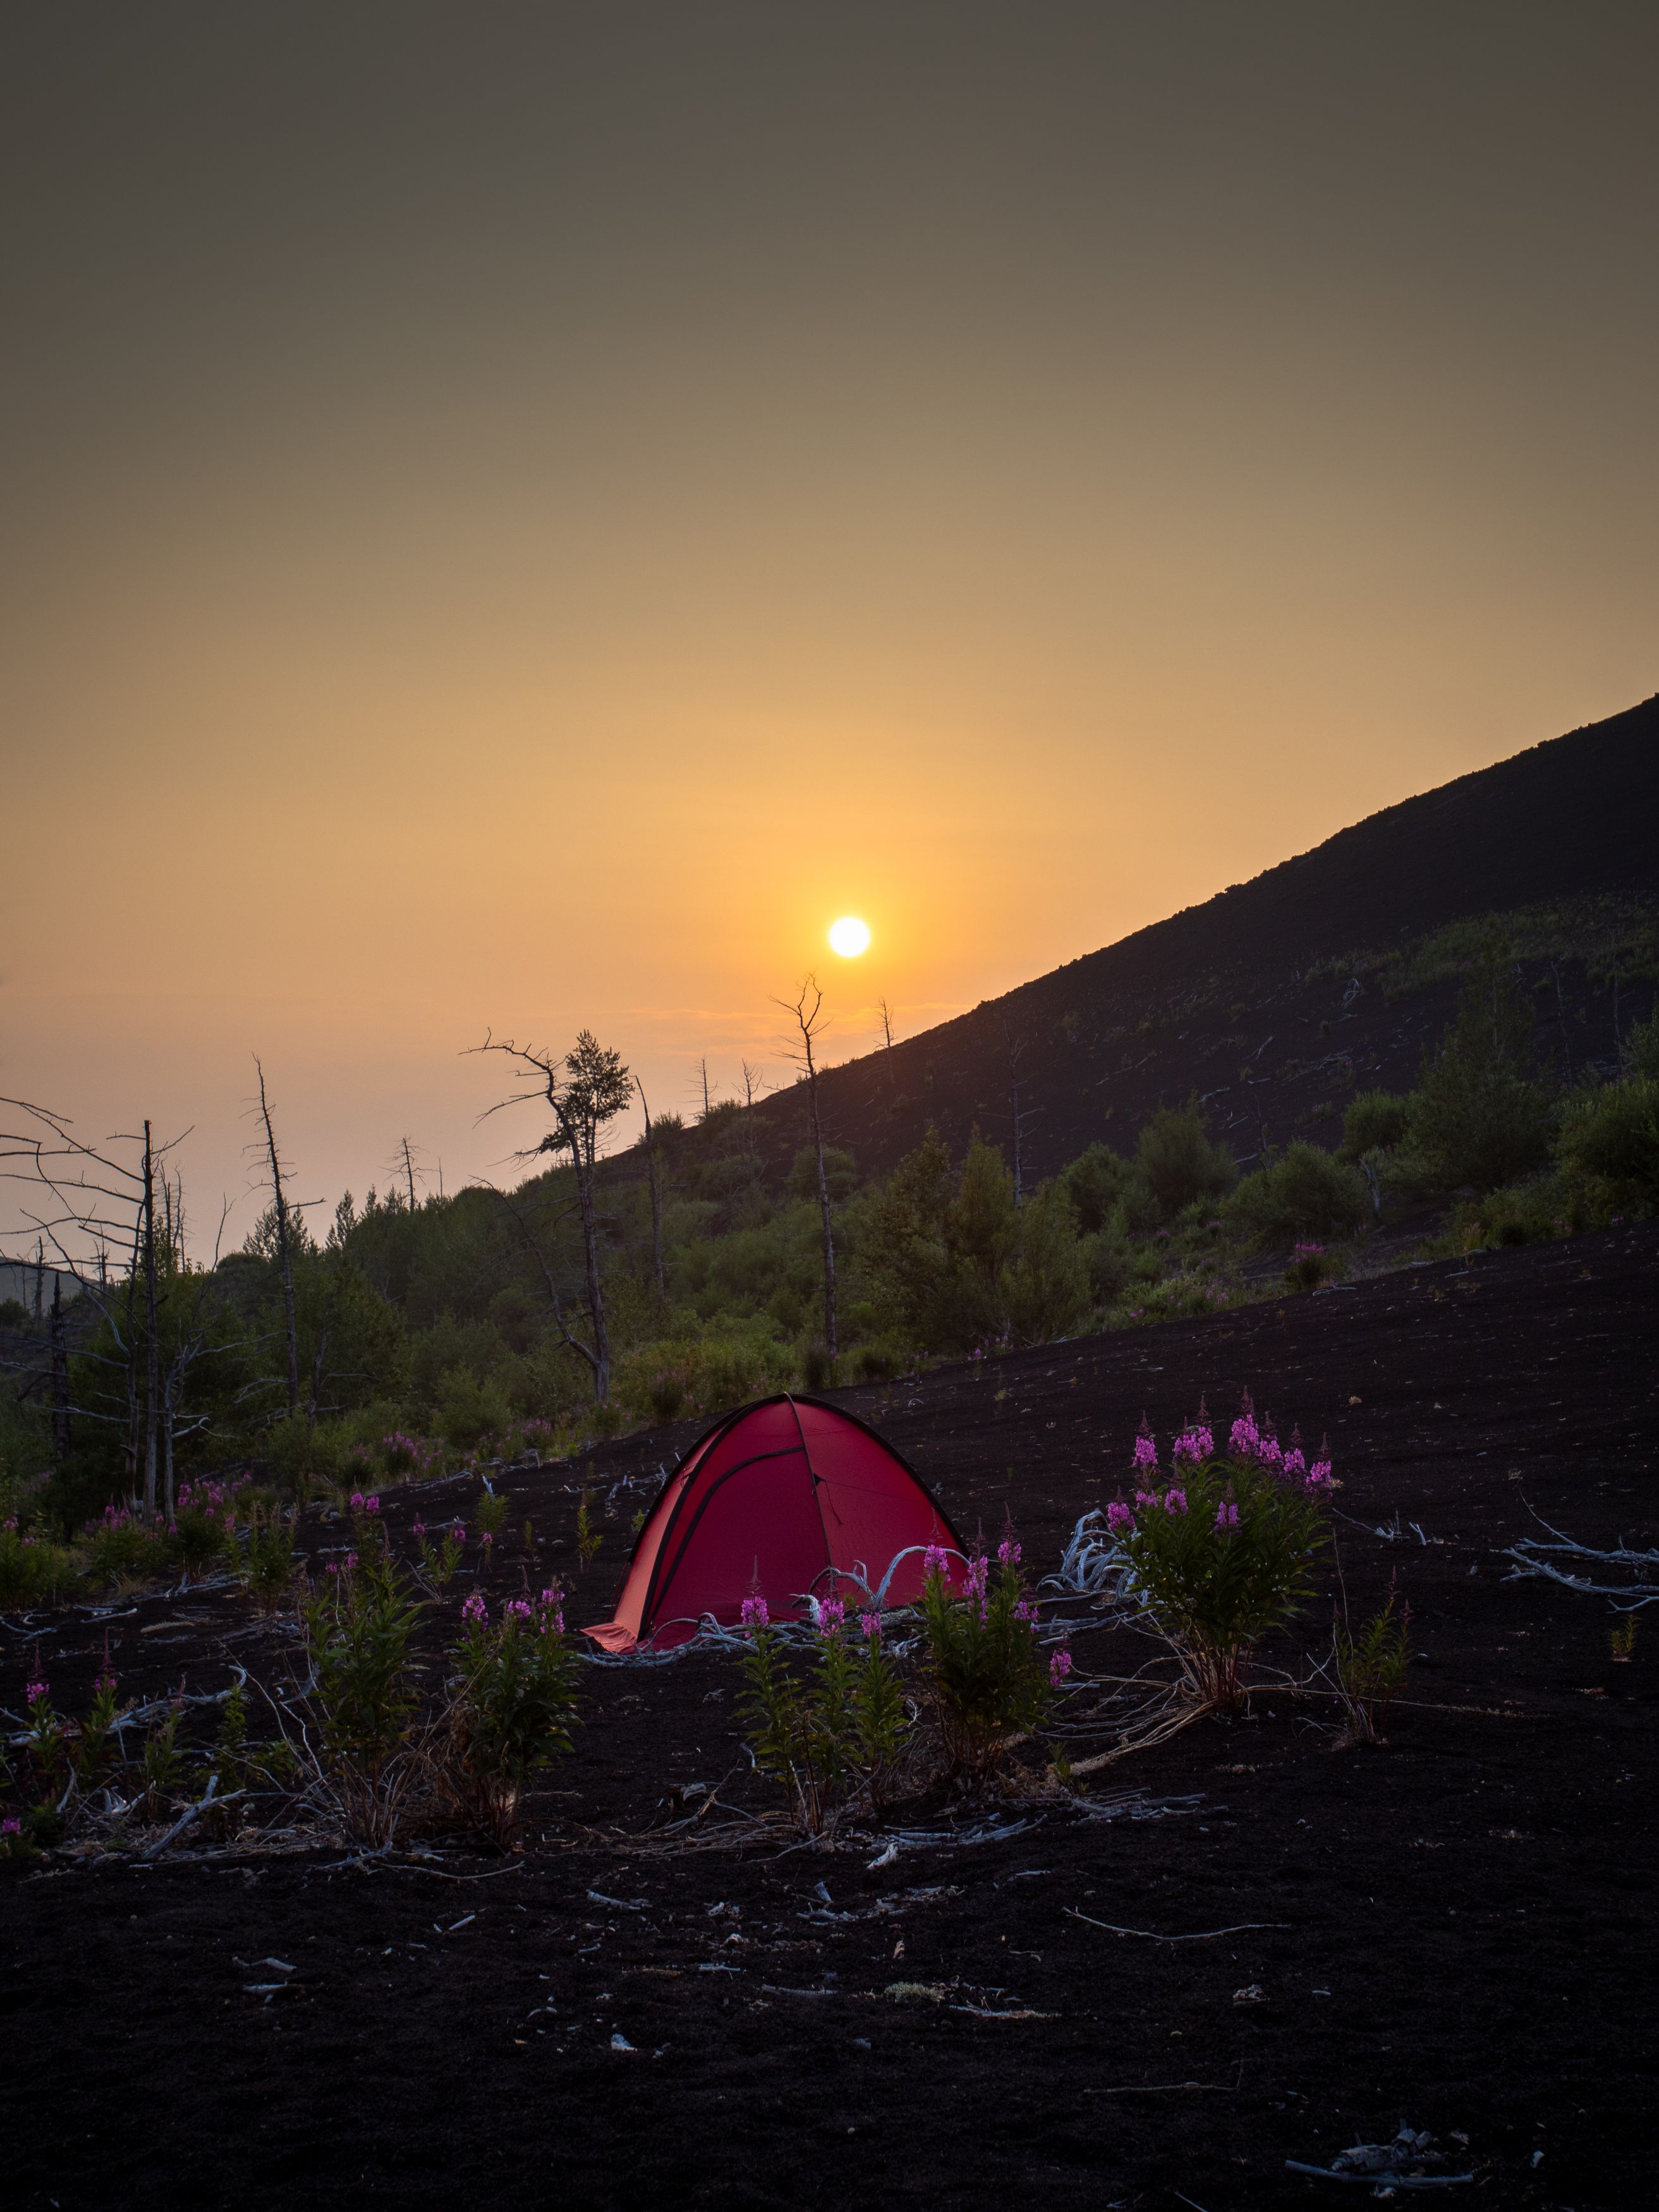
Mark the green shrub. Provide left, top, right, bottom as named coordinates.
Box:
left=303, top=1547, right=426, bottom=1842
left=1062, top=1143, right=1131, bottom=1234
left=1557, top=1076, right=1659, bottom=1208
left=1283, top=1241, right=1340, bottom=1291
left=788, top=1146, right=858, bottom=1204
left=1133, top=1103, right=1236, bottom=1219
left=1624, top=1009, right=1659, bottom=1080
left=1338, top=1090, right=1411, bottom=1161
left=1402, top=931, right=1554, bottom=1191
left=1108, top=1404, right=1329, bottom=1708
left=0, top=1527, right=75, bottom=1606
left=435, top=1369, right=514, bottom=1452
left=1225, top=1141, right=1370, bottom=1246
left=735, top=1595, right=911, bottom=1833
left=80, top=1512, right=169, bottom=1590
left=1083, top=1233, right=1135, bottom=1304
left=918, top=1538, right=1055, bottom=1780
left=443, top=1586, right=581, bottom=1844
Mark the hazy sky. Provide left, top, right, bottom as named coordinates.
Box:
left=4, top=3, right=1655, bottom=1250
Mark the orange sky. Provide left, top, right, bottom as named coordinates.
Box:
left=3, top=5, right=1656, bottom=1251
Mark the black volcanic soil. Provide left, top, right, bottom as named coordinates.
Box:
left=4, top=1225, right=1657, bottom=2210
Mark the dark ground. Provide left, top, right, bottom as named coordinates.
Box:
left=4, top=1224, right=1656, bottom=2210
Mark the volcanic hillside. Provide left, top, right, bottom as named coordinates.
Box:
left=723, top=695, right=1659, bottom=1184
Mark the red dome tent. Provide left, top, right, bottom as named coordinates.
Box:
left=583, top=1394, right=965, bottom=1654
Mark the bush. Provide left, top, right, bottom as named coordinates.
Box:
left=442, top=1586, right=581, bottom=1844
left=1557, top=1076, right=1659, bottom=1209
left=1339, top=1091, right=1411, bottom=1161
left=1402, top=931, right=1553, bottom=1192
left=1225, top=1141, right=1371, bottom=1246
left=302, top=1547, right=427, bottom=1844
left=1106, top=1399, right=1330, bottom=1708
left=736, top=1595, right=911, bottom=1833
left=1624, top=1009, right=1659, bottom=1080
left=0, top=1526, right=75, bottom=1606
left=918, top=1537, right=1055, bottom=1780
left=1062, top=1143, right=1131, bottom=1234
left=1283, top=1241, right=1339, bottom=1291
left=788, top=1147, right=858, bottom=1204
left=1083, top=1232, right=1134, bottom=1304
left=1133, top=1103, right=1236, bottom=1219
left=80, top=1510, right=169, bottom=1590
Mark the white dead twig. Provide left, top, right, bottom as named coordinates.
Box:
left=1500, top=1511, right=1659, bottom=1608
left=142, top=1774, right=248, bottom=1859
left=1064, top=1907, right=1289, bottom=1942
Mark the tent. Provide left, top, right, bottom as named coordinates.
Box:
left=583, top=1394, right=965, bottom=1653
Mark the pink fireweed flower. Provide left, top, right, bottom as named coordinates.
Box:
left=818, top=1597, right=846, bottom=1636
left=25, top=1680, right=48, bottom=1705
left=1171, top=1425, right=1214, bottom=1468
left=505, top=1598, right=533, bottom=1622
left=411, top=1520, right=425, bottom=1538
left=451, top=1523, right=466, bottom=1543
left=1229, top=1413, right=1260, bottom=1456
left=364, top=1496, right=380, bottom=1516
left=324, top=1562, right=339, bottom=1576
left=1131, top=1433, right=1158, bottom=1475
left=1013, top=1598, right=1035, bottom=1624
left=541, top=1586, right=562, bottom=1608
left=859, top=1611, right=882, bottom=1641
left=1134, top=1489, right=1161, bottom=1510
left=481, top=1531, right=494, bottom=1548
left=95, top=1670, right=117, bottom=1695
left=1049, top=1648, right=1074, bottom=1686
left=1163, top=1488, right=1188, bottom=1515
left=739, top=1594, right=769, bottom=1632
left=343, top=1552, right=359, bottom=1570
left=1, top=1816, right=20, bottom=1835
left=350, top=1492, right=365, bottom=1510
left=1306, top=1461, right=1333, bottom=1492
left=997, top=1536, right=1022, bottom=1566
left=921, top=1543, right=951, bottom=1580
left=1215, top=1499, right=1239, bottom=1531
left=1281, top=1448, right=1306, bottom=1480
left=1105, top=1499, right=1135, bottom=1534
left=461, top=1592, right=488, bottom=1624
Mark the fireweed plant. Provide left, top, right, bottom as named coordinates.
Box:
left=443, top=1586, right=581, bottom=1845
left=300, top=1532, right=427, bottom=1844
left=918, top=1535, right=1057, bottom=1781
left=736, top=1593, right=913, bottom=1834
left=1107, top=1395, right=1331, bottom=1710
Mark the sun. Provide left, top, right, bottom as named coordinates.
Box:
left=828, top=915, right=871, bottom=957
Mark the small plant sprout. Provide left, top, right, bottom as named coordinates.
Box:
left=1330, top=1576, right=1412, bottom=1745
left=476, top=1485, right=509, bottom=1543
left=574, top=1491, right=603, bottom=1572
left=1610, top=1614, right=1638, bottom=1663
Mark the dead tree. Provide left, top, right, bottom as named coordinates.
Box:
left=49, top=1275, right=71, bottom=1462
left=141, top=1122, right=162, bottom=1517
left=473, top=1031, right=633, bottom=1405
left=0, top=1098, right=186, bottom=1514
left=778, top=976, right=837, bottom=1363
left=635, top=1077, right=669, bottom=1304
left=253, top=1059, right=300, bottom=1418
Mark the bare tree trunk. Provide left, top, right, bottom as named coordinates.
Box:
left=122, top=1211, right=142, bottom=1498
left=635, top=1078, right=667, bottom=1303
left=33, top=1236, right=44, bottom=1320
left=143, top=1121, right=160, bottom=1520
left=49, top=1275, right=71, bottom=1462
left=401, top=1136, right=418, bottom=1211
left=698, top=1057, right=712, bottom=1119
left=570, top=1123, right=612, bottom=1403
left=782, top=978, right=837, bottom=1363
left=255, top=1059, right=300, bottom=1418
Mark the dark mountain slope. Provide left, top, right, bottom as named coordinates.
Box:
left=733, top=694, right=1659, bottom=1182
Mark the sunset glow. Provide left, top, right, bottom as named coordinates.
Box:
left=828, top=917, right=872, bottom=958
